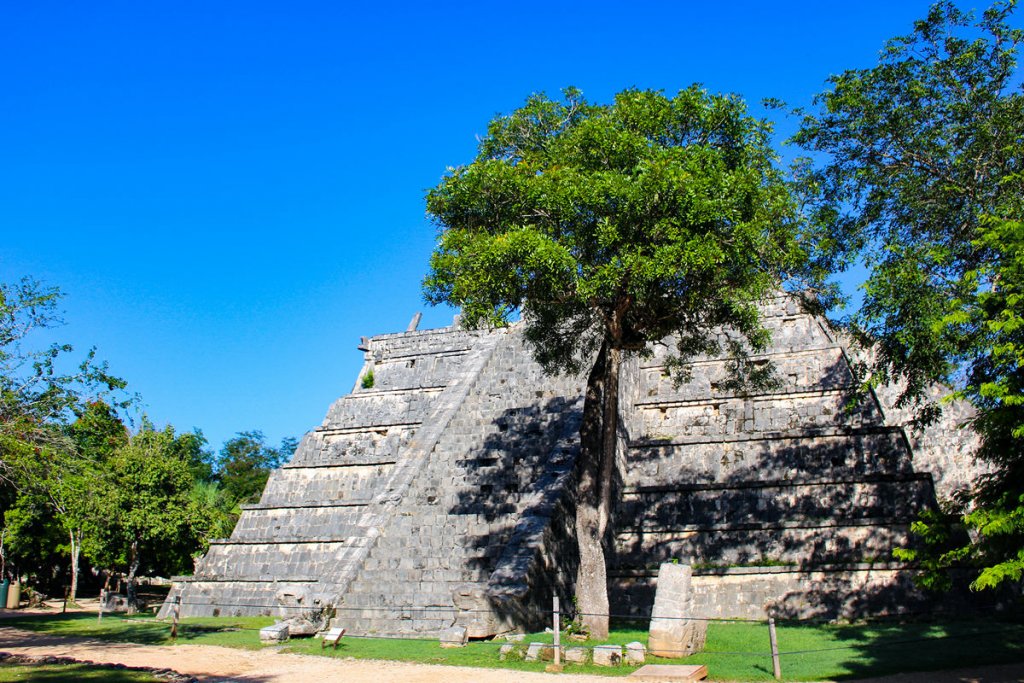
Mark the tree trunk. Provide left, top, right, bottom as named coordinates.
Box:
left=68, top=528, right=82, bottom=603
left=574, top=340, right=621, bottom=640
left=126, top=537, right=140, bottom=615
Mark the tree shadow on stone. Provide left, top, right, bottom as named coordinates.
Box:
left=604, top=345, right=980, bottom=627
left=445, top=395, right=587, bottom=635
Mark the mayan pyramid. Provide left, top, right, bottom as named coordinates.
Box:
left=162, top=294, right=981, bottom=634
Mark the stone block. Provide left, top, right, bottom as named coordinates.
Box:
left=565, top=646, right=589, bottom=664
left=593, top=644, right=623, bottom=666
left=625, top=641, right=646, bottom=665
left=649, top=563, right=706, bottom=658
left=439, top=626, right=468, bottom=648
left=499, top=643, right=519, bottom=661
left=259, top=622, right=290, bottom=643
left=525, top=642, right=545, bottom=661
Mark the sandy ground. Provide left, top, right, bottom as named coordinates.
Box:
left=0, top=603, right=1022, bottom=683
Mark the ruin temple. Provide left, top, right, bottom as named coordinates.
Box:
left=162, top=295, right=981, bottom=634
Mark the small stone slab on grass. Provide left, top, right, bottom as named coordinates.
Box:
left=565, top=646, right=589, bottom=664
left=259, top=623, right=289, bottom=643
left=593, top=644, right=623, bottom=667
left=628, top=664, right=708, bottom=681
left=439, top=626, right=467, bottom=648
left=625, top=641, right=646, bottom=665
left=524, top=643, right=561, bottom=661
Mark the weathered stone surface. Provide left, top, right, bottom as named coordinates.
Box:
left=498, top=643, right=518, bottom=661
left=282, top=606, right=332, bottom=637
left=163, top=295, right=985, bottom=634
left=524, top=642, right=546, bottom=662
left=259, top=623, right=289, bottom=643
left=102, top=593, right=128, bottom=613
left=439, top=626, right=467, bottom=648
left=625, top=641, right=646, bottom=665
left=648, top=564, right=706, bottom=658
left=565, top=646, right=589, bottom=664
left=593, top=645, right=623, bottom=667
left=523, top=644, right=560, bottom=662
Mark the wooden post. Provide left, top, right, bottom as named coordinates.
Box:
left=170, top=595, right=181, bottom=640
left=98, top=589, right=105, bottom=623
left=768, top=617, right=781, bottom=680
left=552, top=595, right=561, bottom=666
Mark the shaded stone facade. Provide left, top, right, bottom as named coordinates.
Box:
left=162, top=295, right=983, bottom=633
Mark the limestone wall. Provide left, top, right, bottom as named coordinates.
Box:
left=606, top=294, right=985, bottom=621
left=164, top=293, right=984, bottom=629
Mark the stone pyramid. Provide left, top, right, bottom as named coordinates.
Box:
left=162, top=295, right=981, bottom=633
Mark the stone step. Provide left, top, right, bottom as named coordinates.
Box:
left=613, top=521, right=910, bottom=567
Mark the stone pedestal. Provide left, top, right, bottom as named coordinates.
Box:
left=259, top=622, right=290, bottom=643
left=648, top=563, right=707, bottom=658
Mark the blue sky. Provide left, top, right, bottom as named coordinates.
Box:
left=0, top=1, right=958, bottom=454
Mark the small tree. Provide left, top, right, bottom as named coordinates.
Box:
left=90, top=424, right=204, bottom=611
left=425, top=87, right=813, bottom=636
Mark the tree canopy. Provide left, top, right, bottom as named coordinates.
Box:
left=217, top=430, right=295, bottom=505
left=426, top=86, right=815, bottom=636
left=0, top=276, right=294, bottom=604
left=792, top=0, right=1024, bottom=590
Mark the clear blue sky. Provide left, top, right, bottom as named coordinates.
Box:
left=0, top=1, right=959, bottom=454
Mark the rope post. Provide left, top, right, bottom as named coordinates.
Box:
left=768, top=617, right=781, bottom=680
left=98, top=589, right=105, bottom=623
left=552, top=595, right=561, bottom=666
left=170, top=595, right=181, bottom=640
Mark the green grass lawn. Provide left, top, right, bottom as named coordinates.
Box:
left=3, top=612, right=1023, bottom=681
left=0, top=662, right=161, bottom=682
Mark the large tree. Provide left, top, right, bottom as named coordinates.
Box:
left=791, top=2, right=1024, bottom=589
left=425, top=87, right=814, bottom=636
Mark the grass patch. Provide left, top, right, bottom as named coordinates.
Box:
left=0, top=612, right=274, bottom=649
left=4, top=613, right=1024, bottom=680
left=0, top=662, right=162, bottom=682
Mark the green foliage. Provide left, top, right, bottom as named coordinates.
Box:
left=86, top=423, right=215, bottom=592
left=0, top=661, right=164, bottom=682
left=217, top=430, right=294, bottom=505
left=0, top=277, right=129, bottom=595
left=425, top=86, right=817, bottom=636
left=67, top=401, right=129, bottom=462
left=792, top=0, right=1024, bottom=409
left=361, top=367, right=375, bottom=389
left=0, top=276, right=294, bottom=593
left=793, top=1, right=1024, bottom=590
left=2, top=491, right=67, bottom=579
left=0, top=278, right=127, bottom=487
left=426, top=86, right=816, bottom=375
